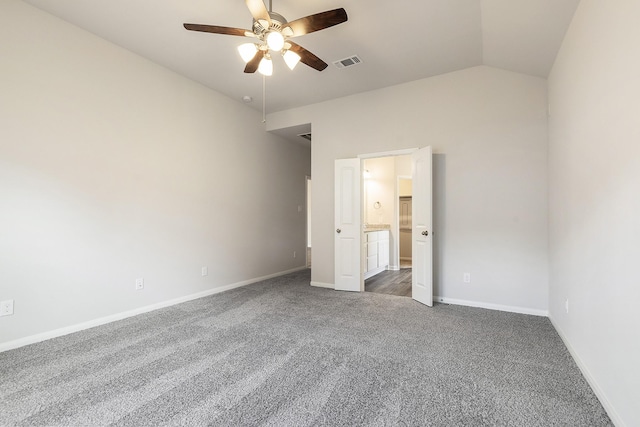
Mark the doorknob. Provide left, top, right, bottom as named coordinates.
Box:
left=336, top=228, right=341, bottom=234
left=422, top=230, right=429, bottom=236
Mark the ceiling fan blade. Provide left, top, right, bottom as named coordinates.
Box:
left=244, top=51, right=263, bottom=73
left=285, top=8, right=348, bottom=37
left=184, top=23, right=250, bottom=37
left=245, top=0, right=271, bottom=26
left=288, top=42, right=328, bottom=71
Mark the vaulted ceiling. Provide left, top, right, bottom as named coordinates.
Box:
left=24, top=0, right=580, bottom=114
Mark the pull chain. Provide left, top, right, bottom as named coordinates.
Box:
left=262, top=74, right=266, bottom=123
left=263, top=0, right=272, bottom=122
left=264, top=0, right=271, bottom=123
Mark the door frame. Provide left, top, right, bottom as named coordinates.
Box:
left=305, top=175, right=311, bottom=268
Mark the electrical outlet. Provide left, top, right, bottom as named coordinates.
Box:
left=201, top=266, right=208, bottom=276
left=463, top=273, right=471, bottom=283
left=0, top=299, right=14, bottom=316
left=565, top=299, right=569, bottom=314
left=135, top=278, right=144, bottom=290
left=293, top=251, right=297, bottom=258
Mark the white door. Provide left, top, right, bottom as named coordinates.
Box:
left=412, top=146, right=433, bottom=306
left=334, top=158, right=361, bottom=292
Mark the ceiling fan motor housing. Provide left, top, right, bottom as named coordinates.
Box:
left=253, top=11, right=287, bottom=36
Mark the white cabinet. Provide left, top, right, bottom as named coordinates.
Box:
left=364, top=230, right=389, bottom=279
left=366, top=231, right=378, bottom=272
left=378, top=233, right=389, bottom=268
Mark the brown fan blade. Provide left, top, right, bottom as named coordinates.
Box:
left=288, top=42, right=328, bottom=71
left=285, top=8, right=348, bottom=37
left=184, top=23, right=250, bottom=37
left=245, top=0, right=271, bottom=26
left=244, top=50, right=263, bottom=73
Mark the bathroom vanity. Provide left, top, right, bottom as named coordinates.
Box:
left=364, top=227, right=390, bottom=279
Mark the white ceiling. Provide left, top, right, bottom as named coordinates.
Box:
left=23, top=0, right=579, bottom=117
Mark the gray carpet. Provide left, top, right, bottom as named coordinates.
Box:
left=0, top=269, right=611, bottom=426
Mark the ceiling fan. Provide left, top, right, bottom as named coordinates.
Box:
left=183, top=0, right=348, bottom=76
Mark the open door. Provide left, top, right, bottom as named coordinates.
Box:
left=334, top=158, right=361, bottom=292
left=412, top=146, right=433, bottom=306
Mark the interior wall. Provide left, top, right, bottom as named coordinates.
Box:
left=363, top=157, right=395, bottom=225
left=0, top=0, right=311, bottom=346
left=268, top=66, right=549, bottom=314
left=547, top=0, right=640, bottom=424
left=399, top=180, right=412, bottom=198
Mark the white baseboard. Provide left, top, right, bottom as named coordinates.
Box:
left=364, top=266, right=386, bottom=280
left=0, top=266, right=307, bottom=353
left=549, top=316, right=625, bottom=427
left=434, top=296, right=548, bottom=317
left=388, top=265, right=400, bottom=271
left=310, top=281, right=334, bottom=289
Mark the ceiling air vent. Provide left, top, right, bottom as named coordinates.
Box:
left=333, top=55, right=362, bottom=69
left=298, top=133, right=312, bottom=142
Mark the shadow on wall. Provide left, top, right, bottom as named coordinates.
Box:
left=433, top=153, right=446, bottom=297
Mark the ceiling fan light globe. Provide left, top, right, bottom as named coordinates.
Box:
left=266, top=31, right=285, bottom=51
left=258, top=56, right=273, bottom=76
left=282, top=26, right=294, bottom=37
left=238, top=43, right=258, bottom=63
left=283, top=50, right=301, bottom=70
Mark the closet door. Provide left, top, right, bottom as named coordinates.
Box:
left=412, top=147, right=433, bottom=307
left=334, top=158, right=361, bottom=292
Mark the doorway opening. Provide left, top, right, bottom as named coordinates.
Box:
left=362, top=155, right=413, bottom=298
left=334, top=146, right=432, bottom=306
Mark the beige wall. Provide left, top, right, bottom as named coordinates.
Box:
left=548, top=0, right=640, bottom=424
left=399, top=179, right=412, bottom=198
left=363, top=157, right=395, bottom=225
left=0, top=0, right=310, bottom=346
left=268, top=66, right=549, bottom=314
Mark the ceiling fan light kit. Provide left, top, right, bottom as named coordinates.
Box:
left=283, top=50, right=301, bottom=70
left=237, top=43, right=258, bottom=63
left=183, top=0, right=348, bottom=76
left=258, top=55, right=273, bottom=76
left=266, top=31, right=285, bottom=51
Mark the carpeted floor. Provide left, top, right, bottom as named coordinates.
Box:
left=0, top=269, right=612, bottom=426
